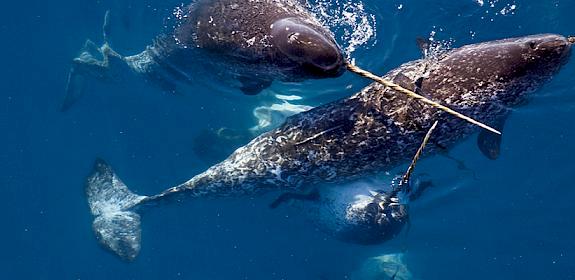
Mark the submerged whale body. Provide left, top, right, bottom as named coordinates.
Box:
left=85, top=34, right=571, bottom=260
left=62, top=0, right=345, bottom=110
left=169, top=0, right=346, bottom=91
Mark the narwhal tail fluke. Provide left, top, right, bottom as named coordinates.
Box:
left=86, top=158, right=148, bottom=261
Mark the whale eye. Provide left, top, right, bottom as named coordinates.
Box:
left=528, top=41, right=537, bottom=50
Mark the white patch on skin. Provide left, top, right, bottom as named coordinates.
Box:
left=288, top=32, right=300, bottom=43
left=246, top=37, right=256, bottom=46
left=270, top=166, right=284, bottom=181
left=345, top=194, right=372, bottom=221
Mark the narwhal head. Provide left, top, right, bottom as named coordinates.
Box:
left=270, top=17, right=346, bottom=79
left=428, top=34, right=572, bottom=109
left=335, top=189, right=409, bottom=245
left=317, top=180, right=412, bottom=245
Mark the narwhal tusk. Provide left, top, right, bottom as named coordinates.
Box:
left=346, top=62, right=501, bottom=135
left=378, top=121, right=438, bottom=208
left=402, top=121, right=438, bottom=185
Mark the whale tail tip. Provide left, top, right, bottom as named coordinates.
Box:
left=61, top=10, right=119, bottom=112
left=86, top=159, right=148, bottom=261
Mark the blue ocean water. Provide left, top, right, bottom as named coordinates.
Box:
left=1, top=0, right=575, bottom=279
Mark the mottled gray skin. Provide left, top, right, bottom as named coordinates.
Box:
left=165, top=0, right=344, bottom=78
left=147, top=34, right=571, bottom=201
left=88, top=34, right=571, bottom=261
left=123, top=0, right=345, bottom=92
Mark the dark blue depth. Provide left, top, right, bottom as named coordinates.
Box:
left=1, top=0, right=574, bottom=279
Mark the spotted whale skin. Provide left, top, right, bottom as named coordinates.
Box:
left=85, top=34, right=572, bottom=260
left=174, top=34, right=571, bottom=196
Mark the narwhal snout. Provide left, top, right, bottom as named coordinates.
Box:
left=526, top=34, right=572, bottom=62
left=271, top=17, right=345, bottom=77
left=536, top=36, right=570, bottom=53
left=307, top=44, right=346, bottom=77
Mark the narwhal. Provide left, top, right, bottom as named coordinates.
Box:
left=85, top=34, right=572, bottom=260
left=62, top=0, right=346, bottom=110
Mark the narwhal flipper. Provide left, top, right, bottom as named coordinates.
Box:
left=477, top=115, right=507, bottom=160
left=416, top=37, right=430, bottom=58
left=269, top=188, right=320, bottom=209
left=407, top=180, right=433, bottom=202
left=62, top=65, right=87, bottom=111
left=435, top=145, right=478, bottom=180
left=86, top=159, right=148, bottom=261
left=238, top=75, right=273, bottom=95
left=62, top=40, right=100, bottom=111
